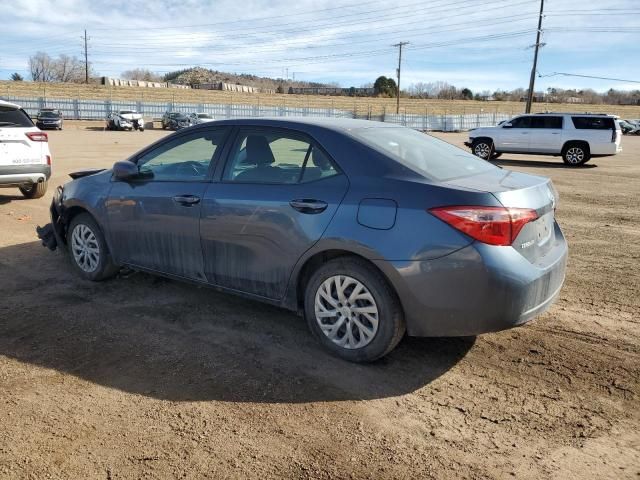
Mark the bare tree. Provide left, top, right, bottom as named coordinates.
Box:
left=53, top=54, right=84, bottom=82
left=29, top=52, right=55, bottom=82
left=121, top=68, right=163, bottom=82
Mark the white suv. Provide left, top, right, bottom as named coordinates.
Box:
left=0, top=100, right=51, bottom=198
left=465, top=113, right=622, bottom=166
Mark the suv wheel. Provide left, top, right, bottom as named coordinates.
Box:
left=19, top=181, right=48, bottom=199
left=562, top=143, right=590, bottom=166
left=67, top=213, right=119, bottom=281
left=471, top=139, right=494, bottom=160
left=304, top=257, right=405, bottom=362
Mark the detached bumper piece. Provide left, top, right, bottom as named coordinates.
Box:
left=36, top=223, right=57, bottom=251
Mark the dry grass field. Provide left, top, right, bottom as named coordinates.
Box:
left=0, top=124, right=638, bottom=479
left=2, top=80, right=640, bottom=117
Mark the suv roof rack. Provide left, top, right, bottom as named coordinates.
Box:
left=533, top=112, right=616, bottom=116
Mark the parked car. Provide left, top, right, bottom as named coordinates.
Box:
left=37, top=118, right=567, bottom=362
left=35, top=108, right=63, bottom=130
left=188, top=112, right=215, bottom=125
left=465, top=113, right=622, bottom=166
left=161, top=111, right=191, bottom=130
left=0, top=100, right=51, bottom=199
left=106, top=110, right=145, bottom=131
left=619, top=119, right=640, bottom=135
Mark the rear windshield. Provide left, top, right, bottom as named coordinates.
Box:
left=0, top=106, right=34, bottom=127
left=571, top=116, right=615, bottom=129
left=198, top=113, right=211, bottom=118
left=119, top=110, right=136, bottom=115
left=350, top=127, right=496, bottom=182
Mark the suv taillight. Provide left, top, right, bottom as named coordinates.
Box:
left=429, top=206, right=539, bottom=246
left=26, top=132, right=48, bottom=142
left=612, top=128, right=617, bottom=143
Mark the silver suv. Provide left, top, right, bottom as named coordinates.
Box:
left=465, top=113, right=622, bottom=166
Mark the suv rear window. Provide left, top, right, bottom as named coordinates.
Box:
left=350, top=127, right=495, bottom=182
left=0, top=106, right=34, bottom=128
left=571, top=116, right=615, bottom=129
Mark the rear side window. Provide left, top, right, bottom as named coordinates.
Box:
left=531, top=116, right=563, bottom=129
left=571, top=116, right=615, bottom=129
left=223, top=129, right=339, bottom=184
left=350, top=127, right=496, bottom=182
left=0, top=106, right=34, bottom=128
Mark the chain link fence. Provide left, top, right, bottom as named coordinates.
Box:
left=2, top=95, right=511, bottom=131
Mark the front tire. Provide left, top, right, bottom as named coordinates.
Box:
left=67, top=213, right=119, bottom=281
left=471, top=139, right=494, bottom=160
left=19, top=181, right=47, bottom=199
left=562, top=143, right=590, bottom=166
left=304, top=257, right=405, bottom=362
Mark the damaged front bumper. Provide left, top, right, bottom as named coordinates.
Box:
left=36, top=185, right=65, bottom=251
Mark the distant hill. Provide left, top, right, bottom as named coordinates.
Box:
left=164, top=67, right=334, bottom=91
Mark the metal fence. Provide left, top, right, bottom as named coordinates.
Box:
left=2, top=95, right=511, bottom=131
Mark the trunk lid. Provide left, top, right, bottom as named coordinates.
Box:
left=444, top=168, right=558, bottom=263
left=0, top=127, right=44, bottom=167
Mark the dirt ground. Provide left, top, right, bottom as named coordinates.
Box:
left=0, top=122, right=638, bottom=479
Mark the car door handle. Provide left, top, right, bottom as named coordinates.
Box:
left=521, top=132, right=529, bottom=134
left=551, top=132, right=560, bottom=135
left=172, top=195, right=201, bottom=206
left=289, top=199, right=328, bottom=214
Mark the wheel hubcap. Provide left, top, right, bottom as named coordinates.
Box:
left=71, top=224, right=100, bottom=273
left=314, top=275, right=379, bottom=350
left=566, top=147, right=584, bottom=164
left=474, top=143, right=491, bottom=159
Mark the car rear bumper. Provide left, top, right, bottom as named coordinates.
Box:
left=375, top=223, right=568, bottom=337
left=0, top=164, right=51, bottom=186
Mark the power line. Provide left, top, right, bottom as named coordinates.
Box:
left=538, top=72, right=640, bottom=84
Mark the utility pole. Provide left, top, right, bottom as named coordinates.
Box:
left=83, top=29, right=89, bottom=83
left=525, top=0, right=544, bottom=113
left=392, top=42, right=409, bottom=114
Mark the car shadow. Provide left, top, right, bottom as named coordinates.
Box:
left=492, top=158, right=598, bottom=169
left=0, top=241, right=474, bottom=404
left=0, top=193, right=26, bottom=205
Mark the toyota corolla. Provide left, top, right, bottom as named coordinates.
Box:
left=37, top=118, right=567, bottom=362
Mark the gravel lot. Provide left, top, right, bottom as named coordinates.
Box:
left=1, top=124, right=638, bottom=479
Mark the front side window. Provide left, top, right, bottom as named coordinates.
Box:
left=137, top=128, right=227, bottom=181
left=509, top=116, right=532, bottom=128
left=223, top=129, right=339, bottom=184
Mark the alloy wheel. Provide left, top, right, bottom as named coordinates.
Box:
left=71, top=224, right=100, bottom=273
left=314, top=275, right=379, bottom=349
left=474, top=143, right=491, bottom=159
left=566, top=147, right=585, bottom=164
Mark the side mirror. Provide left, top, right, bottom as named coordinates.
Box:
left=113, top=161, right=139, bottom=180
left=502, top=122, right=513, bottom=128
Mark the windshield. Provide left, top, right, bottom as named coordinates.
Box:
left=119, top=110, right=136, bottom=115
left=39, top=111, right=60, bottom=118
left=349, top=127, right=496, bottom=182
left=197, top=113, right=211, bottom=118
left=0, top=106, right=34, bottom=128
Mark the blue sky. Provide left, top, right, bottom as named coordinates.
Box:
left=1, top=0, right=639, bottom=93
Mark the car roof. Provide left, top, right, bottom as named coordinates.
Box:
left=531, top=112, right=618, bottom=117
left=190, top=117, right=401, bottom=133
left=0, top=99, right=21, bottom=109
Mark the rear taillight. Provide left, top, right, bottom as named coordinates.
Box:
left=46, top=155, right=52, bottom=165
left=612, top=129, right=617, bottom=143
left=26, top=131, right=48, bottom=142
left=429, top=206, right=539, bottom=246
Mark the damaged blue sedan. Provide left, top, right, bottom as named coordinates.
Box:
left=38, top=118, right=567, bottom=362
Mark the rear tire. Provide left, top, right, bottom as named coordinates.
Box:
left=471, top=139, right=495, bottom=160
left=19, top=181, right=47, bottom=199
left=304, top=257, right=405, bottom=363
left=67, top=213, right=119, bottom=281
left=562, top=142, right=590, bottom=166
